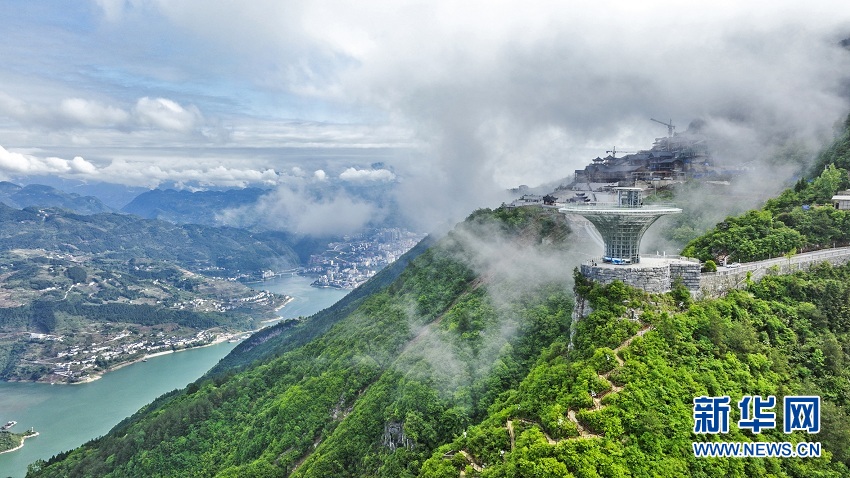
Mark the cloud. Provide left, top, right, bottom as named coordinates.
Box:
left=0, top=145, right=98, bottom=177
left=59, top=98, right=130, bottom=127
left=69, top=156, right=98, bottom=174
left=2, top=1, right=850, bottom=234
left=98, top=160, right=279, bottom=188
left=133, top=97, right=202, bottom=132
left=338, top=167, right=395, bottom=182
left=0, top=91, right=204, bottom=134
left=313, top=169, right=327, bottom=181
left=391, top=209, right=597, bottom=395
left=0, top=143, right=289, bottom=188
left=343, top=3, right=849, bottom=228
left=218, top=181, right=384, bottom=236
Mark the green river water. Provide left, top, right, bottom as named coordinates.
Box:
left=0, top=274, right=349, bottom=478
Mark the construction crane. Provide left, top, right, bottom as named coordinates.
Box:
left=605, top=146, right=637, bottom=158
left=650, top=118, right=676, bottom=137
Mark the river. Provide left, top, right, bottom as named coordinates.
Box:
left=0, top=274, right=349, bottom=478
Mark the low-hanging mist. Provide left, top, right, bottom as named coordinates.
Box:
left=385, top=207, right=597, bottom=401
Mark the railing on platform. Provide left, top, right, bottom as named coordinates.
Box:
left=701, top=246, right=850, bottom=277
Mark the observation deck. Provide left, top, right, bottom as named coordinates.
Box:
left=559, top=187, right=681, bottom=264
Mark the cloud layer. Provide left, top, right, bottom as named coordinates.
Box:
left=0, top=1, right=849, bottom=233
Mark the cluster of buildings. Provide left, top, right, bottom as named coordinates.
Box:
left=305, top=228, right=426, bottom=289
left=572, top=120, right=725, bottom=186
left=172, top=289, right=282, bottom=313
left=49, top=329, right=215, bottom=379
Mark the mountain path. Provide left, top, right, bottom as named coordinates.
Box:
left=451, top=318, right=653, bottom=473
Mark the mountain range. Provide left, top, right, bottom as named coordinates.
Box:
left=0, top=182, right=114, bottom=215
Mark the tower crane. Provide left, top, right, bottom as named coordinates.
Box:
left=650, top=118, right=676, bottom=137
left=605, top=146, right=637, bottom=158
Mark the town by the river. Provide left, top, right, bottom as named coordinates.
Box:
left=0, top=274, right=348, bottom=478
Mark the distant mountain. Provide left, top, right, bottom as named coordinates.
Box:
left=17, top=176, right=149, bottom=210
left=120, top=186, right=401, bottom=263
left=0, top=182, right=114, bottom=214
left=122, top=188, right=269, bottom=225
left=0, top=203, right=298, bottom=274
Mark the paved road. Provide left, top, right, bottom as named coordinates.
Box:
left=708, top=246, right=850, bottom=276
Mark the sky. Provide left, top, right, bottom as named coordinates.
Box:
left=1, top=1, right=849, bottom=232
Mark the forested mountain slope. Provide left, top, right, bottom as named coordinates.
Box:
left=27, top=206, right=575, bottom=477
left=683, top=115, right=850, bottom=263
left=0, top=182, right=114, bottom=214
left=121, top=188, right=267, bottom=226
left=207, top=234, right=436, bottom=376
left=418, top=268, right=850, bottom=476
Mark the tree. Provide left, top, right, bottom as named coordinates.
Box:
left=784, top=248, right=797, bottom=270
left=66, top=265, right=87, bottom=284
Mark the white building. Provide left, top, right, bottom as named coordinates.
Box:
left=832, top=191, right=850, bottom=210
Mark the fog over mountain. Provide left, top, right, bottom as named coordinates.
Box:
left=0, top=2, right=849, bottom=234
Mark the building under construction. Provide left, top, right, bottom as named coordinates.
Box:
left=574, top=119, right=713, bottom=184
left=559, top=187, right=681, bottom=264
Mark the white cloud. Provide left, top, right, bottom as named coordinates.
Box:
left=69, top=156, right=98, bottom=174
left=98, top=161, right=279, bottom=188
left=338, top=167, right=395, bottom=182
left=1, top=1, right=849, bottom=232
left=313, top=169, right=327, bottom=181
left=133, top=97, right=202, bottom=132
left=0, top=92, right=206, bottom=134
left=0, top=143, right=291, bottom=188
left=0, top=145, right=98, bottom=177
left=0, top=92, right=52, bottom=126
left=59, top=98, right=130, bottom=127
left=218, top=181, right=383, bottom=236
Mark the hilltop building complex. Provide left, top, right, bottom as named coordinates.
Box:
left=573, top=120, right=713, bottom=185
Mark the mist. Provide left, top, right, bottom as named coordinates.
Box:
left=387, top=210, right=598, bottom=400
left=2, top=2, right=850, bottom=238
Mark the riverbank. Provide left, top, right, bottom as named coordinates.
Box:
left=274, top=295, right=295, bottom=312
left=0, top=431, right=39, bottom=456
left=75, top=331, right=251, bottom=383
left=0, top=274, right=347, bottom=478
left=10, top=329, right=254, bottom=386
left=0, top=341, right=241, bottom=478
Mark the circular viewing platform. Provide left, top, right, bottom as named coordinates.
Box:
left=559, top=202, right=682, bottom=215
left=560, top=187, right=682, bottom=265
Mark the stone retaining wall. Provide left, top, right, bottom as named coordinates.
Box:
left=580, top=259, right=701, bottom=294
left=698, top=247, right=850, bottom=298
left=579, top=248, right=850, bottom=298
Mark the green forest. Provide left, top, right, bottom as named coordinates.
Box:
left=418, top=267, right=850, bottom=477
